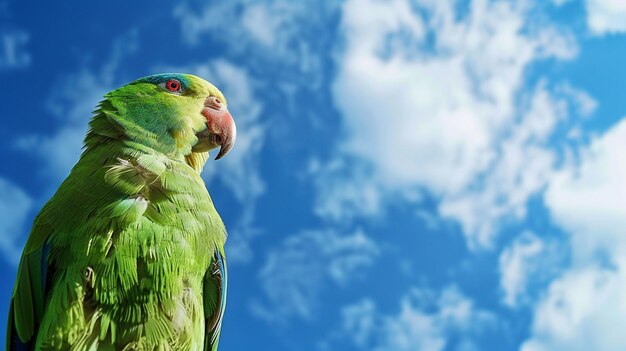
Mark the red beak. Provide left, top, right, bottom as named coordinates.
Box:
left=202, top=96, right=237, bottom=160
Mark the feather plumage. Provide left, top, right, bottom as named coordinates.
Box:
left=7, top=73, right=232, bottom=351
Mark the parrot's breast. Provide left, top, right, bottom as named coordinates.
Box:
left=35, top=146, right=227, bottom=351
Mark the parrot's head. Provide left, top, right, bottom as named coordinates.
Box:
left=90, top=73, right=236, bottom=170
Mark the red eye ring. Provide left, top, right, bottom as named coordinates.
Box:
left=165, top=79, right=181, bottom=92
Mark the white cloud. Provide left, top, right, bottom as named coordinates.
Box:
left=559, top=84, right=598, bottom=118
left=522, top=118, right=626, bottom=349
left=309, top=157, right=385, bottom=223
left=546, top=118, right=626, bottom=263
left=240, top=3, right=285, bottom=48
left=521, top=267, right=626, bottom=351
left=499, top=231, right=564, bottom=308
left=321, top=0, right=585, bottom=247
left=174, top=1, right=333, bottom=77
left=342, top=299, right=377, bottom=347
left=0, top=29, right=30, bottom=70
left=341, top=286, right=498, bottom=351
left=499, top=232, right=545, bottom=307
left=585, top=0, right=626, bottom=35
left=0, top=178, right=32, bottom=264
left=439, top=84, right=568, bottom=247
left=251, top=229, right=379, bottom=323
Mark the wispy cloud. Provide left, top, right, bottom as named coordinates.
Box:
left=341, top=285, right=499, bottom=351
left=499, top=232, right=546, bottom=307
left=309, top=156, right=386, bottom=224
left=522, top=268, right=626, bottom=351
left=499, top=231, right=565, bottom=308
left=0, top=178, right=32, bottom=265
left=250, top=229, right=379, bottom=323
left=0, top=2, right=30, bottom=72
left=0, top=29, right=30, bottom=71
left=174, top=0, right=336, bottom=77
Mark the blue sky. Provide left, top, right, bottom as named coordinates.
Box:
left=2, top=0, right=626, bottom=350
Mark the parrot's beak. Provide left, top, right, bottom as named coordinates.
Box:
left=193, top=96, right=237, bottom=160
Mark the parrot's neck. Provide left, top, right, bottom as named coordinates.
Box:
left=184, top=151, right=210, bottom=173
left=84, top=108, right=209, bottom=174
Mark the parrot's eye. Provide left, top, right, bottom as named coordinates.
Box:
left=164, top=79, right=182, bottom=93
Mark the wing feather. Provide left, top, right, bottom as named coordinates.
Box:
left=203, top=251, right=227, bottom=351
left=7, top=239, right=51, bottom=351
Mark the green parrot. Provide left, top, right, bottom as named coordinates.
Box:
left=6, top=73, right=236, bottom=351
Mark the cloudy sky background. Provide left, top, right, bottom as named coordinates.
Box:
left=2, top=0, right=626, bottom=350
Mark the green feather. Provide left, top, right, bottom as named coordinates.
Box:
left=8, top=73, right=230, bottom=351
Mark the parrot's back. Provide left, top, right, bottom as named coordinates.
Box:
left=7, top=141, right=228, bottom=351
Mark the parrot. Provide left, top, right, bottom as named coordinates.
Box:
left=6, top=73, right=236, bottom=351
